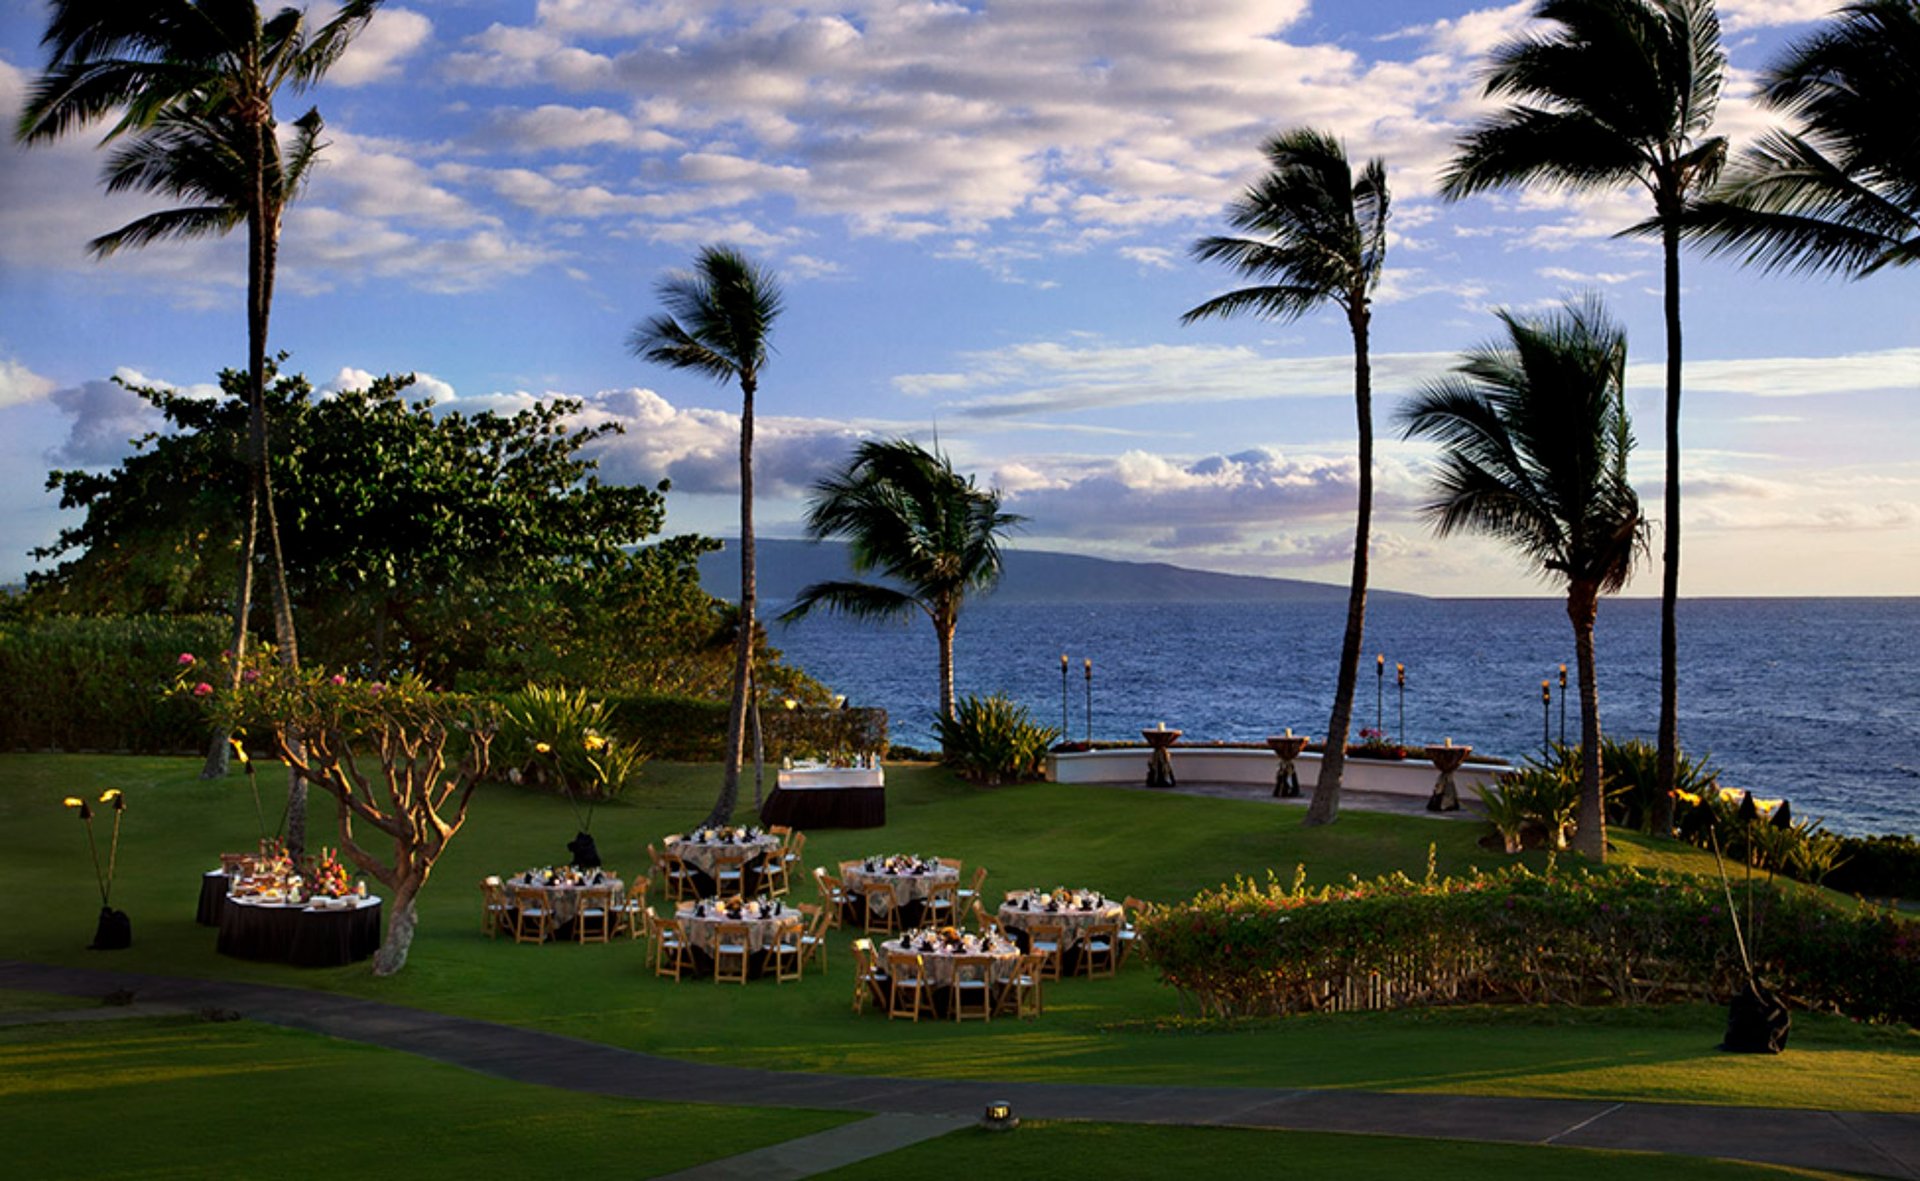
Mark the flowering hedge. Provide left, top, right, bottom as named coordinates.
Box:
left=1135, top=863, right=1918, bottom=1025
left=0, top=614, right=228, bottom=752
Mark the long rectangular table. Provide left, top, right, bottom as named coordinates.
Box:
left=758, top=766, right=886, bottom=828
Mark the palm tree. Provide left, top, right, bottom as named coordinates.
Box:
left=16, top=0, right=381, bottom=847
left=781, top=438, right=1024, bottom=733
left=629, top=245, right=783, bottom=829
left=1441, top=0, right=1725, bottom=837
left=1399, top=296, right=1646, bottom=860
left=1182, top=128, right=1390, bottom=827
left=1684, top=0, right=1920, bottom=278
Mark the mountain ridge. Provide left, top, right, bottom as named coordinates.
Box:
left=698, top=538, right=1423, bottom=605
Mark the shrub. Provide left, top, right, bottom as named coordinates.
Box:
left=0, top=614, right=229, bottom=752
left=1490, top=763, right=1580, bottom=849
left=1825, top=835, right=1920, bottom=901
left=1474, top=781, right=1531, bottom=853
left=495, top=684, right=645, bottom=800
left=1602, top=736, right=1718, bottom=831
left=936, top=693, right=1059, bottom=786
left=1135, top=862, right=1918, bottom=1025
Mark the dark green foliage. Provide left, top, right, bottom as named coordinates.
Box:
left=597, top=694, right=887, bottom=764
left=0, top=614, right=227, bottom=751
left=1138, top=863, right=1919, bottom=1024
left=1825, top=835, right=1920, bottom=901
left=935, top=693, right=1059, bottom=786
left=1602, top=735, right=1717, bottom=830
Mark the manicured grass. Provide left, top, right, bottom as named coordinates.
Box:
left=817, top=1122, right=1855, bottom=1180
left=0, top=988, right=93, bottom=1014
left=4, top=754, right=1915, bottom=1114
left=0, top=1015, right=853, bottom=1179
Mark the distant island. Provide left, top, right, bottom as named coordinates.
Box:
left=699, top=538, right=1424, bottom=606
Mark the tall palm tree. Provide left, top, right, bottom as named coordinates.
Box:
left=1684, top=0, right=1920, bottom=278
left=1399, top=296, right=1646, bottom=860
left=17, top=0, right=381, bottom=847
left=781, top=438, right=1024, bottom=733
left=630, top=245, right=783, bottom=829
left=1182, top=128, right=1390, bottom=827
left=1441, top=0, right=1724, bottom=837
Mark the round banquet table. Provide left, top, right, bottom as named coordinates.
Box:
left=666, top=833, right=781, bottom=896
left=996, top=892, right=1125, bottom=974
left=842, top=862, right=959, bottom=928
left=196, top=869, right=232, bottom=926
left=504, top=873, right=625, bottom=933
left=216, top=895, right=383, bottom=967
left=674, top=899, right=802, bottom=976
left=879, top=935, right=1021, bottom=1015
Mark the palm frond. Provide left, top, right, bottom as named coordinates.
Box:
left=89, top=204, right=238, bottom=256
left=779, top=580, right=920, bottom=625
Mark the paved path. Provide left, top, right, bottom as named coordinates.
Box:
left=5, top=960, right=1915, bottom=1179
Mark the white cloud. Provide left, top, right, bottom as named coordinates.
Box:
left=326, top=7, right=434, bottom=86
left=0, top=358, right=57, bottom=409
left=1718, top=0, right=1848, bottom=33
left=1627, top=348, right=1920, bottom=398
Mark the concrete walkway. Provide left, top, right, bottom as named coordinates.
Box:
left=4, top=960, right=1915, bottom=1179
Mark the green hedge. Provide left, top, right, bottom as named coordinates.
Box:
left=1825, top=835, right=1920, bottom=901
left=1136, top=863, right=1918, bottom=1025
left=598, top=693, right=887, bottom=763
left=0, top=614, right=229, bottom=753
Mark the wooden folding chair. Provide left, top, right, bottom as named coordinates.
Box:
left=851, top=938, right=887, bottom=1014
left=885, top=951, right=933, bottom=1021
left=650, top=910, right=692, bottom=981
left=711, top=847, right=750, bottom=897
left=573, top=886, right=615, bottom=944
left=713, top=921, right=752, bottom=984
left=860, top=881, right=899, bottom=935
left=508, top=885, right=552, bottom=944
left=797, top=902, right=831, bottom=971
left=923, top=881, right=958, bottom=928
left=1081, top=921, right=1119, bottom=978
left=479, top=877, right=512, bottom=939
left=765, top=917, right=804, bottom=983
left=1027, top=920, right=1066, bottom=981
left=995, top=952, right=1044, bottom=1020
left=950, top=953, right=994, bottom=1022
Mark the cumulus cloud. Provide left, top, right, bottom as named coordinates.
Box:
left=0, top=358, right=57, bottom=409
left=326, top=7, right=434, bottom=86
left=1627, top=348, right=1920, bottom=398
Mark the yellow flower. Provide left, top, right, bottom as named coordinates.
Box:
left=534, top=742, right=552, bottom=754
left=62, top=796, right=83, bottom=808
left=1674, top=790, right=1702, bottom=807
left=1754, top=798, right=1784, bottom=816
left=584, top=732, right=607, bottom=752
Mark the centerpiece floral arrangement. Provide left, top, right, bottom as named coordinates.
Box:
left=1014, top=888, right=1107, bottom=912
left=903, top=926, right=1012, bottom=954
left=310, top=847, right=354, bottom=898
left=868, top=854, right=936, bottom=874
left=689, top=825, right=761, bottom=844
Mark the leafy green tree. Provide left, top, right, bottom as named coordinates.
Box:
left=1182, top=128, right=1390, bottom=827
left=628, top=246, right=784, bottom=829
left=1399, top=297, right=1647, bottom=860
left=1441, top=0, right=1725, bottom=837
left=782, top=438, right=1023, bottom=733
left=15, top=0, right=384, bottom=837
left=1684, top=0, right=1920, bottom=277
left=31, top=367, right=680, bottom=687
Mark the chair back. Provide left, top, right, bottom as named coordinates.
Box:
left=714, top=920, right=752, bottom=984
left=885, top=951, right=929, bottom=1021
left=860, top=881, right=898, bottom=933
left=1081, top=920, right=1119, bottom=978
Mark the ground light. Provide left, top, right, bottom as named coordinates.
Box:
left=981, top=1100, right=1019, bottom=1132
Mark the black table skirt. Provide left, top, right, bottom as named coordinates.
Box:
left=217, top=898, right=382, bottom=967
left=196, top=871, right=231, bottom=926
left=759, top=786, right=885, bottom=829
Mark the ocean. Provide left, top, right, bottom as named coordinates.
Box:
left=769, top=596, right=1920, bottom=839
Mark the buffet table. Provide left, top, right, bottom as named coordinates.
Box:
left=216, top=895, right=383, bottom=968
left=759, top=765, right=886, bottom=829
left=196, top=869, right=231, bottom=926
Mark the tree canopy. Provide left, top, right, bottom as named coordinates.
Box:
left=27, top=365, right=732, bottom=691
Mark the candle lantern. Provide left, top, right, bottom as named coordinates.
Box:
left=1541, top=679, right=1552, bottom=751
left=1558, top=663, right=1568, bottom=747
left=1060, top=653, right=1070, bottom=740
left=982, top=1100, right=1019, bottom=1131
left=1375, top=654, right=1386, bottom=733
left=1083, top=658, right=1093, bottom=744
left=1395, top=662, right=1406, bottom=745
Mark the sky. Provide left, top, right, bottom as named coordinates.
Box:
left=0, top=0, right=1915, bottom=598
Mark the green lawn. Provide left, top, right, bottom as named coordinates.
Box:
left=0, top=1015, right=853, bottom=1179
left=4, top=753, right=1915, bottom=1114
left=818, top=1123, right=1856, bottom=1180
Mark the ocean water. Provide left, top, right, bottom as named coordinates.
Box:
left=770, top=597, right=1920, bottom=839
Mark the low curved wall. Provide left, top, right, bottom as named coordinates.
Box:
left=1046, top=747, right=1505, bottom=800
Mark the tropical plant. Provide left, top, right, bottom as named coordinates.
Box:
left=1684, top=0, right=1920, bottom=278
left=1600, top=735, right=1718, bottom=832
left=1496, top=763, right=1582, bottom=850
left=629, top=246, right=783, bottom=829
left=935, top=693, right=1060, bottom=786
left=15, top=0, right=384, bottom=845
left=496, top=685, right=646, bottom=801
left=1399, top=297, right=1647, bottom=859
left=1441, top=0, right=1725, bottom=838
left=1474, top=780, right=1533, bottom=853
left=782, top=438, right=1024, bottom=734
left=1182, top=128, right=1390, bottom=828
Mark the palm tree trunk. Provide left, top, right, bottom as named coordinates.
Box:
left=935, top=603, right=958, bottom=743
left=1568, top=580, right=1606, bottom=860
left=1652, top=213, right=1684, bottom=838
left=1308, top=307, right=1373, bottom=826
left=246, top=121, right=307, bottom=854
left=201, top=486, right=259, bottom=779
left=711, top=373, right=755, bottom=828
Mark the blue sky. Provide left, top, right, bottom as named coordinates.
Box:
left=1, top=0, right=1915, bottom=596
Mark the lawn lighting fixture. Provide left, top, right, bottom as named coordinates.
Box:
left=981, top=1100, right=1019, bottom=1132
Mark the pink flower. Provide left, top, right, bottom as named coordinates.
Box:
left=329, top=674, right=347, bottom=686
left=178, top=653, right=196, bottom=666
left=193, top=682, right=213, bottom=697
left=242, top=669, right=260, bottom=684
left=369, top=682, right=386, bottom=694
